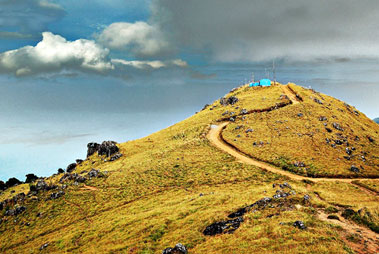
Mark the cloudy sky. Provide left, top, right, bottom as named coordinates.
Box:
left=0, top=0, right=378, bottom=180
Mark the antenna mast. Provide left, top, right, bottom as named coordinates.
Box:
left=273, top=59, right=276, bottom=85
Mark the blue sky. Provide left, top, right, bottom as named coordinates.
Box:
left=0, top=0, right=378, bottom=180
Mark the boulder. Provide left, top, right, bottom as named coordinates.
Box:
left=76, top=159, right=84, bottom=165
left=39, top=243, right=49, bottom=251
left=332, top=122, right=344, bottom=131
left=109, top=153, right=122, bottom=161
left=5, top=177, right=22, bottom=188
left=240, top=109, right=248, bottom=115
left=350, top=165, right=360, bottom=173
left=293, top=220, right=306, bottom=230
left=25, top=174, right=38, bottom=183
left=319, top=116, right=327, bottom=121
left=220, top=96, right=239, bottom=106
left=162, top=243, right=188, bottom=254
left=313, top=98, right=323, bottom=104
left=87, top=142, right=100, bottom=157
left=203, top=217, right=243, bottom=235
left=49, top=191, right=65, bottom=200
left=0, top=180, right=6, bottom=191
left=5, top=206, right=26, bottom=216
left=98, top=141, right=119, bottom=157
left=66, top=163, right=77, bottom=173
left=57, top=168, right=64, bottom=174
left=87, top=169, right=101, bottom=178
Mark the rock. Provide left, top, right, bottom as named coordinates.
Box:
left=5, top=206, right=26, bottom=216
left=273, top=189, right=290, bottom=199
left=220, top=96, right=239, bottom=106
left=109, top=153, right=122, bottom=161
left=57, top=168, right=64, bottom=174
left=245, top=128, right=253, bottom=133
left=201, top=104, right=210, bottom=111
left=367, top=136, right=374, bottom=142
left=66, top=163, right=77, bottom=173
left=5, top=177, right=22, bottom=188
left=162, top=243, right=188, bottom=254
left=35, top=180, right=48, bottom=191
left=25, top=174, right=38, bottom=183
left=0, top=180, right=6, bottom=191
left=203, top=217, right=243, bottom=235
left=293, top=161, right=306, bottom=167
left=87, top=169, right=102, bottom=178
left=98, top=141, right=119, bottom=157
left=313, top=98, right=323, bottom=104
left=76, top=159, right=84, bottom=165
left=345, top=148, right=352, bottom=155
left=49, top=191, right=65, bottom=200
left=350, top=165, right=360, bottom=173
left=293, top=220, right=306, bottom=230
left=39, top=243, right=49, bottom=251
left=319, top=116, right=327, bottom=121
left=325, top=127, right=332, bottom=133
left=303, top=194, right=311, bottom=202
left=59, top=173, right=87, bottom=183
left=87, top=142, right=100, bottom=157
left=332, top=122, right=344, bottom=131
left=240, top=109, right=248, bottom=115
left=229, top=116, right=236, bottom=122
left=297, top=113, right=303, bottom=117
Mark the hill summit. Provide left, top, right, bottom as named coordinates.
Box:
left=1, top=83, right=378, bottom=254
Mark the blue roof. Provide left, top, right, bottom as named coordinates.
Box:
left=259, top=79, right=271, bottom=86
left=249, top=82, right=260, bottom=87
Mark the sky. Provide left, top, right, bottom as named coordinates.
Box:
left=0, top=0, right=378, bottom=181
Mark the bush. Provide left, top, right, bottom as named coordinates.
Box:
left=25, top=173, right=38, bottom=183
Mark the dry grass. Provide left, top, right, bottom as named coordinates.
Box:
left=0, top=83, right=377, bottom=253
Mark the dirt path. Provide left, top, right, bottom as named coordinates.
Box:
left=317, top=211, right=379, bottom=254
left=281, top=84, right=301, bottom=104
left=208, top=123, right=379, bottom=185
left=80, top=184, right=98, bottom=191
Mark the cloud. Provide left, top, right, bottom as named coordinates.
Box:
left=152, top=0, right=379, bottom=62
left=111, top=58, right=187, bottom=69
left=97, top=21, right=171, bottom=58
left=0, top=32, right=114, bottom=76
left=0, top=31, right=189, bottom=78
left=0, top=0, right=65, bottom=39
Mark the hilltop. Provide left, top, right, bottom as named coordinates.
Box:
left=0, top=83, right=378, bottom=254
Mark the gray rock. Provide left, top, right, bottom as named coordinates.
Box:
left=293, top=220, right=306, bottom=230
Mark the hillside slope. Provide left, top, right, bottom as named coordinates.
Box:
left=0, top=83, right=378, bottom=254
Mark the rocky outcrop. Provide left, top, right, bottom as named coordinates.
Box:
left=220, top=96, right=239, bottom=106
left=25, top=174, right=39, bottom=183
left=87, top=142, right=100, bottom=157
left=203, top=217, right=243, bottom=235
left=87, top=141, right=120, bottom=158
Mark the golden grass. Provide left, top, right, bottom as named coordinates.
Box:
left=0, top=83, right=377, bottom=253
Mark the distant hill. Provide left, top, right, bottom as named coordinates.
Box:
left=0, top=83, right=378, bottom=254
left=374, top=117, right=379, bottom=124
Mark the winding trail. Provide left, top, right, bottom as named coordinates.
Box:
left=207, top=84, right=379, bottom=186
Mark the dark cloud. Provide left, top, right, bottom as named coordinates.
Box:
left=152, top=0, right=379, bottom=62
left=0, top=0, right=65, bottom=39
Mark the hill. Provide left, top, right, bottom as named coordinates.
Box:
left=374, top=118, right=379, bottom=124
left=0, top=83, right=378, bottom=254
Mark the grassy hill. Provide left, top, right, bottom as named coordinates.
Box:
left=0, top=83, right=378, bottom=254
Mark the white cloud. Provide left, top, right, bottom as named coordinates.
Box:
left=97, top=22, right=171, bottom=57
left=111, top=58, right=187, bottom=69
left=0, top=32, right=114, bottom=76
